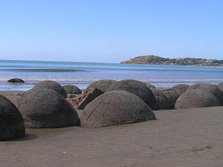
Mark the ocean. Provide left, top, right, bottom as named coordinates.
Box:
left=1, top=60, right=223, bottom=91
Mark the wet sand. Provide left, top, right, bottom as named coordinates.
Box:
left=1, top=106, right=223, bottom=167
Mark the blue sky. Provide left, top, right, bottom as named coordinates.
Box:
left=0, top=0, right=223, bottom=62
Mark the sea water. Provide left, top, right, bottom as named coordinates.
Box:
left=0, top=60, right=223, bottom=91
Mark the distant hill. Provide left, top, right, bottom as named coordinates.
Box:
left=121, top=55, right=223, bottom=66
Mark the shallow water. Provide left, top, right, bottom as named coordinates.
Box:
left=0, top=60, right=223, bottom=91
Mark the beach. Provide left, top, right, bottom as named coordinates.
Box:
left=1, top=106, right=222, bottom=167
left=1, top=0, right=223, bottom=166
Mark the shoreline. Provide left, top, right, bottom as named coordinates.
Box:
left=1, top=107, right=222, bottom=167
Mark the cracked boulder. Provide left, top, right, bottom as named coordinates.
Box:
left=175, top=89, right=220, bottom=109
left=187, top=83, right=223, bottom=105
left=80, top=90, right=156, bottom=128
left=106, top=79, right=156, bottom=109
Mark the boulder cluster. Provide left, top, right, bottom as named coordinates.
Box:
left=2, top=78, right=223, bottom=141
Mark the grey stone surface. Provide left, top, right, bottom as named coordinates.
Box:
left=18, top=89, right=79, bottom=128
left=187, top=83, right=223, bottom=105
left=106, top=79, right=156, bottom=109
left=33, top=80, right=67, bottom=98
left=159, top=88, right=180, bottom=109
left=80, top=90, right=156, bottom=128
left=175, top=89, right=220, bottom=109
left=172, top=84, right=190, bottom=95
left=86, top=80, right=117, bottom=92
left=0, top=91, right=25, bottom=108
left=150, top=88, right=171, bottom=110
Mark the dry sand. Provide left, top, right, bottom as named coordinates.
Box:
left=1, top=106, right=223, bottom=167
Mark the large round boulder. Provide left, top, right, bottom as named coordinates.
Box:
left=18, top=89, right=79, bottom=128
left=172, top=84, right=190, bottom=95
left=0, top=95, right=25, bottom=140
left=150, top=88, right=171, bottom=110
left=106, top=79, right=156, bottom=109
left=63, top=85, right=82, bottom=94
left=80, top=90, right=156, bottom=128
left=33, top=80, right=67, bottom=98
left=86, top=80, right=117, bottom=92
left=158, top=88, right=180, bottom=109
left=175, top=89, right=220, bottom=109
left=187, top=83, right=223, bottom=105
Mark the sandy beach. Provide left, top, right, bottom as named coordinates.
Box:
left=1, top=106, right=222, bottom=167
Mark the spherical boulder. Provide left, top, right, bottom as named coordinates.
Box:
left=18, top=89, right=79, bottom=128
left=187, top=83, right=223, bottom=105
left=33, top=80, right=67, bottom=98
left=80, top=90, right=156, bottom=128
left=63, top=85, right=82, bottom=94
left=86, top=80, right=117, bottom=92
left=106, top=79, right=156, bottom=109
left=175, top=89, right=220, bottom=109
left=8, top=78, right=25, bottom=83
left=158, top=88, right=180, bottom=109
left=172, top=84, right=190, bottom=95
left=0, top=95, right=25, bottom=140
left=150, top=88, right=171, bottom=110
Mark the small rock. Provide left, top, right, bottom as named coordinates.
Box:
left=8, top=78, right=25, bottom=83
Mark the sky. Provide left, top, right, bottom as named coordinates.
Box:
left=0, top=0, right=223, bottom=63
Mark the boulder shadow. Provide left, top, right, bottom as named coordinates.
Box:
left=6, top=133, right=38, bottom=142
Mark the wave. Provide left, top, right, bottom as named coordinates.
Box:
left=6, top=69, right=85, bottom=72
